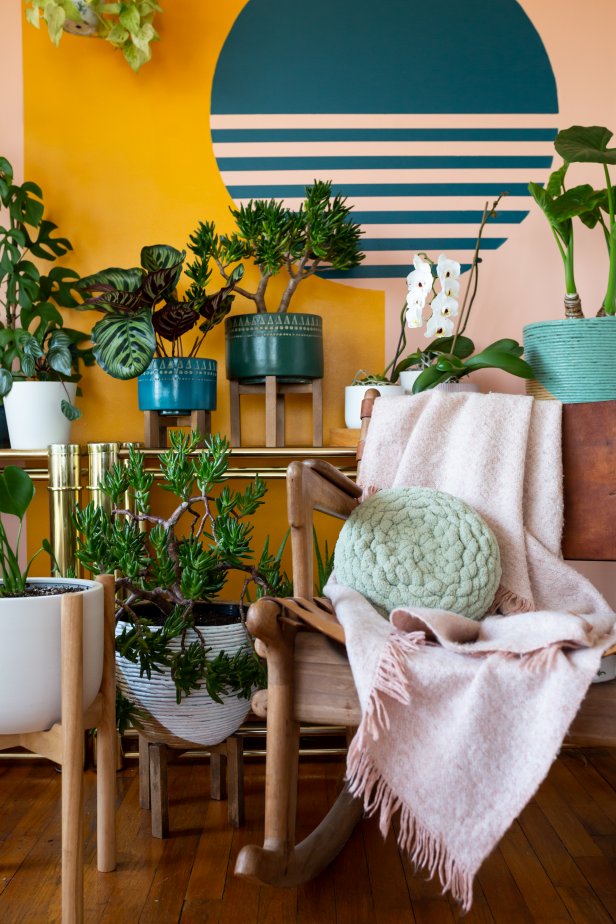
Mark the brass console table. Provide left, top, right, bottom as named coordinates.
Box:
left=0, top=444, right=357, bottom=578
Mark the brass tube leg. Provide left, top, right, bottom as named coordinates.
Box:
left=48, top=444, right=81, bottom=578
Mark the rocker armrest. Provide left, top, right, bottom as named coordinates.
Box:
left=287, top=459, right=361, bottom=598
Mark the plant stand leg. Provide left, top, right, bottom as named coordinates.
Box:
left=265, top=376, right=278, bottom=447
left=227, top=734, right=244, bottom=828
left=95, top=573, right=116, bottom=873
left=209, top=745, right=227, bottom=801
left=143, top=410, right=164, bottom=449
left=276, top=393, right=285, bottom=447
left=149, top=743, right=169, bottom=839
left=190, top=409, right=211, bottom=440
left=61, top=594, right=84, bottom=924
left=138, top=734, right=151, bottom=810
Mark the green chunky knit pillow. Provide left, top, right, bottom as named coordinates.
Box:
left=334, top=487, right=501, bottom=620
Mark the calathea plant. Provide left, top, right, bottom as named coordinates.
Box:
left=0, top=156, right=93, bottom=420
left=78, top=236, right=244, bottom=379
left=73, top=430, right=289, bottom=704
left=195, top=180, right=364, bottom=313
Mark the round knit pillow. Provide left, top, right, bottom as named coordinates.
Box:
left=334, top=487, right=501, bottom=620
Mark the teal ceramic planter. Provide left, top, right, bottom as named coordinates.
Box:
left=523, top=318, right=616, bottom=404
left=137, top=357, right=217, bottom=414
left=225, top=313, right=324, bottom=383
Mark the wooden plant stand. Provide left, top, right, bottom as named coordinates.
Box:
left=143, top=410, right=212, bottom=449
left=138, top=732, right=245, bottom=838
left=229, top=376, right=323, bottom=448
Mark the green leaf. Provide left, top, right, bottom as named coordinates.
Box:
left=425, top=334, right=475, bottom=358
left=48, top=345, right=73, bottom=377
left=546, top=163, right=568, bottom=197
left=0, top=369, right=13, bottom=398
left=92, top=311, right=156, bottom=379
left=141, top=244, right=185, bottom=272
left=549, top=185, right=598, bottom=221
left=119, top=4, right=140, bottom=33
left=462, top=349, right=534, bottom=378
left=0, top=466, right=35, bottom=519
left=106, top=22, right=129, bottom=45
left=554, top=126, right=616, bottom=165
left=61, top=399, right=81, bottom=421
left=80, top=267, right=143, bottom=292
left=411, top=365, right=450, bottom=393
left=44, top=2, right=66, bottom=45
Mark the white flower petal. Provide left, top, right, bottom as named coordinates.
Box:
left=437, top=254, right=461, bottom=281
left=425, top=314, right=454, bottom=338
left=405, top=303, right=424, bottom=328
left=431, top=292, right=459, bottom=318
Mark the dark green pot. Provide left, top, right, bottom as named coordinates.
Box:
left=137, top=357, right=217, bottom=414
left=225, top=313, right=324, bottom=383
left=523, top=318, right=616, bottom=403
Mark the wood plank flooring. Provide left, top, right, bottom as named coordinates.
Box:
left=1, top=749, right=616, bottom=922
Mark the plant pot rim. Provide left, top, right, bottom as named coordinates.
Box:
left=524, top=317, right=616, bottom=332
left=226, top=311, right=322, bottom=322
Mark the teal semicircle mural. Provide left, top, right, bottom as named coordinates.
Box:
left=211, top=0, right=558, bottom=280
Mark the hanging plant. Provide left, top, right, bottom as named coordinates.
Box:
left=24, top=1, right=162, bottom=73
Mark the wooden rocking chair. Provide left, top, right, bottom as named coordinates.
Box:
left=235, top=393, right=616, bottom=888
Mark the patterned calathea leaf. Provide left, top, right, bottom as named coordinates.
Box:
left=80, top=267, right=144, bottom=292
left=199, top=264, right=245, bottom=335
left=152, top=299, right=202, bottom=342
left=141, top=245, right=185, bottom=290
left=91, top=311, right=156, bottom=379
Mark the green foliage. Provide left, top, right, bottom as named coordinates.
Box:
left=24, top=1, right=162, bottom=73
left=79, top=236, right=245, bottom=379
left=313, top=528, right=335, bottom=596
left=196, top=180, right=364, bottom=313
left=401, top=336, right=533, bottom=393
left=530, top=125, right=616, bottom=315
left=0, top=156, right=94, bottom=419
left=74, top=431, right=286, bottom=703
left=0, top=467, right=55, bottom=594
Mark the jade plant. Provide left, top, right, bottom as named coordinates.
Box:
left=529, top=125, right=616, bottom=318
left=24, top=1, right=162, bottom=73
left=78, top=239, right=244, bottom=379
left=0, top=155, right=94, bottom=419
left=73, top=430, right=290, bottom=704
left=194, top=180, right=364, bottom=313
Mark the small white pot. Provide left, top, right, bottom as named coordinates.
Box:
left=593, top=653, right=616, bottom=684
left=4, top=382, right=77, bottom=449
left=344, top=384, right=403, bottom=429
left=399, top=370, right=480, bottom=395
left=0, top=578, right=104, bottom=734
left=116, top=620, right=254, bottom=747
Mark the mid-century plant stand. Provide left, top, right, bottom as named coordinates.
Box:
left=229, top=376, right=323, bottom=448
left=143, top=409, right=212, bottom=448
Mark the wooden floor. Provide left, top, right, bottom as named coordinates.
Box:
left=1, top=749, right=616, bottom=922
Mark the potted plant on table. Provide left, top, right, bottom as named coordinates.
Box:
left=0, top=464, right=104, bottom=734
left=24, top=0, right=161, bottom=72
left=73, top=430, right=289, bottom=746
left=0, top=156, right=94, bottom=449
left=193, top=180, right=364, bottom=384
left=344, top=197, right=533, bottom=427
left=78, top=235, right=244, bottom=421
left=525, top=124, right=616, bottom=403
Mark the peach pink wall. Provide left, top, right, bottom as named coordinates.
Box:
left=0, top=0, right=24, bottom=182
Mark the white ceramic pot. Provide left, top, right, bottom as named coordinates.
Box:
left=399, top=370, right=481, bottom=395
left=344, top=384, right=403, bottom=429
left=4, top=382, right=77, bottom=449
left=593, top=653, right=616, bottom=684
left=116, top=619, right=254, bottom=747
left=0, top=578, right=104, bottom=734
left=63, top=0, right=98, bottom=35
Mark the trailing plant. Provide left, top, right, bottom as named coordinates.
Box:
left=78, top=240, right=244, bottom=379
left=529, top=125, right=616, bottom=318
left=0, top=467, right=55, bottom=594
left=73, top=430, right=289, bottom=704
left=193, top=180, right=364, bottom=313
left=24, top=1, right=162, bottom=73
left=352, top=195, right=534, bottom=393
left=0, top=155, right=94, bottom=420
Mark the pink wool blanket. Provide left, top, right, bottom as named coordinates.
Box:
left=325, top=392, right=616, bottom=912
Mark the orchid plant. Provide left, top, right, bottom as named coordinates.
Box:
left=354, top=196, right=534, bottom=393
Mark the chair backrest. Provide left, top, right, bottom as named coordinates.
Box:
left=356, top=393, right=616, bottom=563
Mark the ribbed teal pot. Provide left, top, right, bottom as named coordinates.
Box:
left=225, top=313, right=324, bottom=383
left=137, top=357, right=217, bottom=414
left=523, top=318, right=616, bottom=403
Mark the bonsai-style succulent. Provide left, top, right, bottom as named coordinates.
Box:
left=353, top=195, right=534, bottom=393
left=0, top=155, right=94, bottom=420
left=78, top=237, right=244, bottom=379
left=195, top=180, right=364, bottom=313
left=73, top=430, right=290, bottom=703
left=0, top=467, right=56, bottom=595
left=24, top=1, right=162, bottom=73
left=529, top=125, right=616, bottom=318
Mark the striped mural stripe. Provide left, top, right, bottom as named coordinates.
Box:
left=211, top=128, right=557, bottom=142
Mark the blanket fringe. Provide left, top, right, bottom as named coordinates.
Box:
left=492, top=584, right=534, bottom=615
left=347, top=738, right=474, bottom=913
left=362, top=631, right=425, bottom=740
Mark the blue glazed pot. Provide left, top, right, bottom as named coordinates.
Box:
left=137, top=357, right=217, bottom=414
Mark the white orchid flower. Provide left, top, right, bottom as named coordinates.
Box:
left=406, top=254, right=433, bottom=293
left=425, top=314, right=454, bottom=338
left=406, top=284, right=429, bottom=312
left=405, top=301, right=424, bottom=328
left=441, top=278, right=460, bottom=299
left=431, top=291, right=459, bottom=318
left=436, top=254, right=461, bottom=282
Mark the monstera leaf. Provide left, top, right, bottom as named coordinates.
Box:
left=92, top=311, right=156, bottom=379
left=555, top=126, right=616, bottom=165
